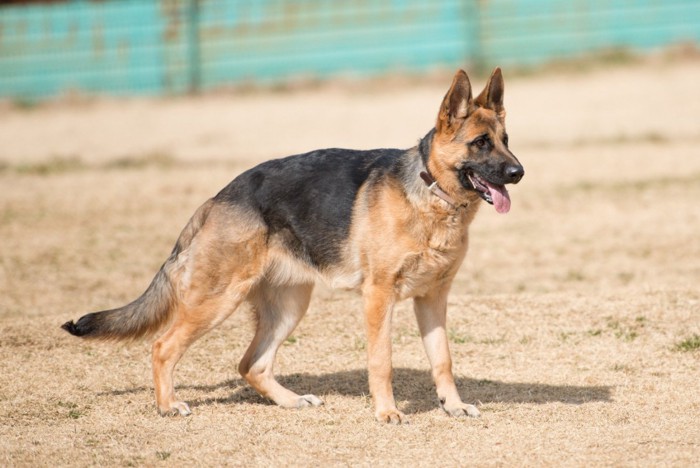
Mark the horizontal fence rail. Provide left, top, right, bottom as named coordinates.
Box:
left=0, top=0, right=699, bottom=100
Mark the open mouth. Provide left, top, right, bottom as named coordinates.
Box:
left=466, top=171, right=511, bottom=214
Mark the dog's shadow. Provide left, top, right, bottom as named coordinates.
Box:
left=104, top=368, right=611, bottom=414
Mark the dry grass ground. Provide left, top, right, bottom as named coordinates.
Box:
left=1, top=58, right=699, bottom=466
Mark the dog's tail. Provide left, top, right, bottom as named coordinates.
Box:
left=61, top=199, right=214, bottom=341
left=60, top=266, right=175, bottom=341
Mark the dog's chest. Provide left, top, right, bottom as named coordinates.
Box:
left=395, top=212, right=470, bottom=299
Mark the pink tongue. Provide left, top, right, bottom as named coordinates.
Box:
left=484, top=181, right=511, bottom=214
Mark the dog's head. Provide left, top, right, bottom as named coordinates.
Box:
left=427, top=68, right=524, bottom=213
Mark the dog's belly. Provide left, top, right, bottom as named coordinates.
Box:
left=324, top=270, right=363, bottom=290
left=264, top=242, right=463, bottom=299
left=264, top=249, right=363, bottom=290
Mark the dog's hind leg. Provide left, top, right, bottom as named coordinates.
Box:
left=238, top=281, right=321, bottom=408
left=152, top=286, right=251, bottom=416
left=152, top=203, right=267, bottom=416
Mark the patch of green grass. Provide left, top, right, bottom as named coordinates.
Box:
left=392, top=327, right=420, bottom=344
left=564, top=269, right=586, bottom=282
left=58, top=400, right=86, bottom=419
left=569, top=131, right=669, bottom=148
left=611, top=363, right=634, bottom=373
left=617, top=272, right=635, bottom=285
left=558, top=331, right=577, bottom=342
left=16, top=156, right=85, bottom=175
left=570, top=172, right=700, bottom=196
left=284, top=335, right=297, bottom=345
left=448, top=328, right=472, bottom=344
left=475, top=379, right=495, bottom=387
left=0, top=206, right=20, bottom=226
left=125, top=456, right=146, bottom=467
left=156, top=451, right=171, bottom=461
left=504, top=46, right=641, bottom=79
left=478, top=335, right=506, bottom=345
left=3, top=152, right=179, bottom=176
left=581, top=317, right=646, bottom=343
left=618, top=329, right=638, bottom=342
left=606, top=316, right=645, bottom=342
left=520, top=130, right=679, bottom=150
left=674, top=334, right=700, bottom=352
left=519, top=335, right=533, bottom=345
left=68, top=409, right=84, bottom=419
left=104, top=152, right=177, bottom=170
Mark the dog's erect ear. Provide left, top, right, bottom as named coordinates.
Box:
left=475, top=67, right=505, bottom=118
left=436, top=69, right=472, bottom=134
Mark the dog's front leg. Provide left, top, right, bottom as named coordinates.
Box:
left=363, top=283, right=406, bottom=424
left=414, top=285, right=480, bottom=418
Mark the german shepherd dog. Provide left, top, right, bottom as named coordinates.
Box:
left=62, top=68, right=523, bottom=424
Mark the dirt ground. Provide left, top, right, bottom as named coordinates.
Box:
left=1, top=57, right=699, bottom=466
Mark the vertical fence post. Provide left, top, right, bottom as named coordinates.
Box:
left=187, top=0, right=201, bottom=93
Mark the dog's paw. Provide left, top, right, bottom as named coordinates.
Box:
left=442, top=402, right=480, bottom=418
left=376, top=409, right=409, bottom=425
left=159, top=401, right=192, bottom=417
left=296, top=394, right=324, bottom=408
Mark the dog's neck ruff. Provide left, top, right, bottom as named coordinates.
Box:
left=420, top=171, right=459, bottom=208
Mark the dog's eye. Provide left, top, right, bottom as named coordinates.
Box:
left=473, top=137, right=487, bottom=149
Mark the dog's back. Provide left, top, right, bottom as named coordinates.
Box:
left=215, top=147, right=406, bottom=270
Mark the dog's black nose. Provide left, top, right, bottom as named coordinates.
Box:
left=505, top=165, right=524, bottom=183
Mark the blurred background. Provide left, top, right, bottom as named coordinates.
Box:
left=2, top=5, right=700, bottom=464
left=1, top=0, right=699, bottom=100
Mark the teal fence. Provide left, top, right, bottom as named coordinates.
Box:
left=1, top=0, right=699, bottom=100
